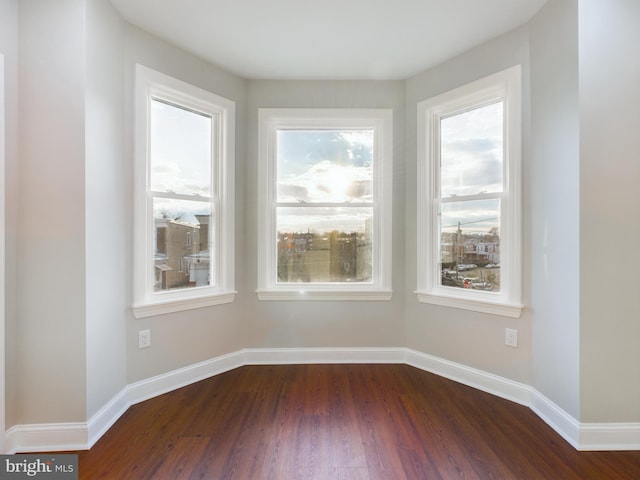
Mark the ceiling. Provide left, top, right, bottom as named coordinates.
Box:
left=109, top=0, right=547, bottom=80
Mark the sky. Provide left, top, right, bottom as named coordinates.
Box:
left=439, top=101, right=503, bottom=235
left=150, top=99, right=213, bottom=224
left=276, top=129, right=374, bottom=233
left=146, top=100, right=504, bottom=236
left=440, top=101, right=503, bottom=198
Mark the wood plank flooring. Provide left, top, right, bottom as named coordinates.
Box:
left=77, top=364, right=639, bottom=479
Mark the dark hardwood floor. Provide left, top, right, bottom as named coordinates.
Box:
left=77, top=364, right=639, bottom=479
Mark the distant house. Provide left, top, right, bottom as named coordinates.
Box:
left=464, top=240, right=500, bottom=265
left=441, top=232, right=500, bottom=268
left=154, top=217, right=210, bottom=291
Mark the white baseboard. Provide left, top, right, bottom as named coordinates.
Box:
left=404, top=349, right=533, bottom=406
left=5, top=422, right=87, bottom=454
left=86, top=388, right=130, bottom=449
left=530, top=390, right=581, bottom=449
left=5, top=347, right=639, bottom=453
left=579, top=423, right=640, bottom=451
left=126, top=350, right=244, bottom=407
left=5, top=350, right=245, bottom=454
left=242, top=346, right=406, bottom=365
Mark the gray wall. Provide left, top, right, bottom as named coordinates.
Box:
left=242, top=80, right=406, bottom=350
left=578, top=0, right=640, bottom=422
left=84, top=0, right=128, bottom=420
left=404, top=26, right=532, bottom=385
left=0, top=0, right=18, bottom=432
left=529, top=0, right=581, bottom=419
left=16, top=0, right=88, bottom=424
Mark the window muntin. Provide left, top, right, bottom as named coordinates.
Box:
left=417, top=66, right=522, bottom=317
left=134, top=65, right=235, bottom=318
left=258, top=109, right=392, bottom=300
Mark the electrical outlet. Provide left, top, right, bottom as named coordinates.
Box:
left=138, top=329, right=151, bottom=349
left=505, top=328, right=518, bottom=348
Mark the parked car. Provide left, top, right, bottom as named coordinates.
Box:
left=471, top=281, right=493, bottom=290
left=457, top=263, right=477, bottom=271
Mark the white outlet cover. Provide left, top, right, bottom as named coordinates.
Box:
left=138, top=329, right=151, bottom=349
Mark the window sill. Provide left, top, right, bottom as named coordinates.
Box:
left=415, top=291, right=523, bottom=318
left=256, top=290, right=392, bottom=301
left=133, top=291, right=236, bottom=318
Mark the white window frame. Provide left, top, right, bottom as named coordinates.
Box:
left=133, top=64, right=235, bottom=318
left=257, top=108, right=393, bottom=301
left=416, top=66, right=523, bottom=318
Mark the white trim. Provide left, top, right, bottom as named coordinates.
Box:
left=133, top=291, right=236, bottom=319
left=404, top=348, right=533, bottom=406
left=578, top=423, right=640, bottom=451
left=530, top=389, right=582, bottom=449
left=125, top=350, right=243, bottom=406
left=5, top=423, right=87, bottom=454
left=243, top=347, right=405, bottom=365
left=415, top=291, right=523, bottom=318
left=5, top=352, right=245, bottom=454
left=6, top=348, right=639, bottom=453
left=532, top=389, right=640, bottom=451
left=86, top=388, right=130, bottom=449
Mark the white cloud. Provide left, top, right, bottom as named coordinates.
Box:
left=278, top=160, right=372, bottom=203
left=440, top=101, right=503, bottom=197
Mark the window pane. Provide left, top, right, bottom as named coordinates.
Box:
left=440, top=199, right=500, bottom=292
left=277, top=130, right=373, bottom=203
left=276, top=206, right=373, bottom=283
left=440, top=101, right=503, bottom=197
left=150, top=99, right=212, bottom=196
left=153, top=198, right=212, bottom=292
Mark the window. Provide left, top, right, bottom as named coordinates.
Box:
left=133, top=65, right=235, bottom=318
left=416, top=66, right=522, bottom=317
left=257, top=108, right=392, bottom=300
